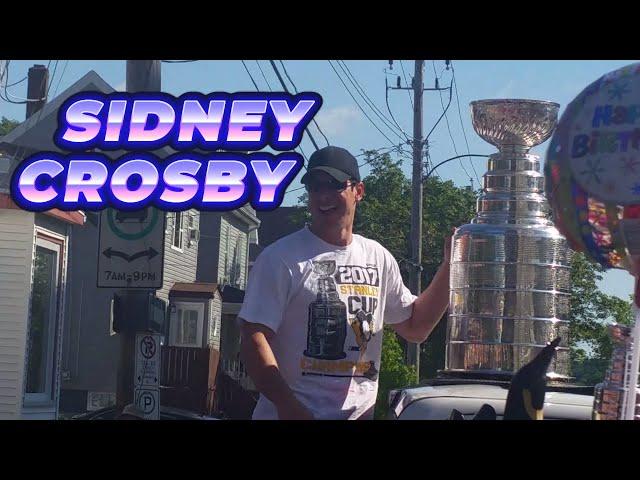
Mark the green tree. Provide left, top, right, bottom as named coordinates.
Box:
left=0, top=116, right=19, bottom=136
left=568, top=251, right=632, bottom=385
left=375, top=326, right=416, bottom=419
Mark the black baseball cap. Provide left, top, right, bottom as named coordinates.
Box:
left=300, top=146, right=361, bottom=185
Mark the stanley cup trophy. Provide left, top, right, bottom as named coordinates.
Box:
left=444, top=99, right=572, bottom=381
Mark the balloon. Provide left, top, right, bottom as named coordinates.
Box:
left=545, top=63, right=640, bottom=274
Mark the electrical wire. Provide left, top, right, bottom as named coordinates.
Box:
left=239, top=60, right=308, bottom=168
left=1, top=60, right=52, bottom=104
left=425, top=75, right=453, bottom=141
left=269, top=60, right=321, bottom=152
left=451, top=61, right=481, bottom=186
left=432, top=60, right=473, bottom=183
left=255, top=60, right=273, bottom=91
left=161, top=60, right=199, bottom=63
left=278, top=60, right=330, bottom=147
left=328, top=60, right=400, bottom=149
left=384, top=76, right=412, bottom=147
left=4, top=75, right=27, bottom=89
left=241, top=60, right=260, bottom=90
left=337, top=60, right=409, bottom=141
left=399, top=60, right=413, bottom=109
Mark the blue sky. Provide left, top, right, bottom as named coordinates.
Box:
left=1, top=59, right=636, bottom=300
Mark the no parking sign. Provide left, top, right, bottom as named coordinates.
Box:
left=134, top=333, right=161, bottom=420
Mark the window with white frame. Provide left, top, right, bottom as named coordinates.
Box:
left=172, top=212, right=183, bottom=249
left=24, top=235, right=63, bottom=405
left=170, top=302, right=204, bottom=348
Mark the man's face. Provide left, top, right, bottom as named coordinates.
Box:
left=306, top=171, right=364, bottom=230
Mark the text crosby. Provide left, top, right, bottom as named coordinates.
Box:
left=11, top=152, right=303, bottom=211
left=10, top=91, right=322, bottom=211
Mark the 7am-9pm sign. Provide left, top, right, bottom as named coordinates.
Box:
left=97, top=207, right=165, bottom=288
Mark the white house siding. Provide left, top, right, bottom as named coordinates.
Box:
left=218, top=216, right=248, bottom=290
left=208, top=293, right=222, bottom=350
left=157, top=210, right=200, bottom=303
left=0, top=210, right=34, bottom=419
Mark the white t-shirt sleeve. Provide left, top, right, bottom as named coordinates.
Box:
left=238, top=249, right=292, bottom=334
left=383, top=250, right=417, bottom=325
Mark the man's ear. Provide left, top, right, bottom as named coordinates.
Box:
left=355, top=182, right=365, bottom=202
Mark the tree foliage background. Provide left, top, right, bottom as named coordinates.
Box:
left=568, top=251, right=632, bottom=385
left=0, top=116, right=19, bottom=136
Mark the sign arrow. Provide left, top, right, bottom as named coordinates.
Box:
left=129, top=247, right=159, bottom=262
left=102, top=247, right=159, bottom=263
left=102, top=247, right=131, bottom=261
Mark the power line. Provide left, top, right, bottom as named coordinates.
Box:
left=161, top=60, right=199, bottom=63
left=399, top=60, right=414, bottom=109
left=33, top=60, right=60, bottom=126
left=4, top=75, right=27, bottom=89
left=241, top=60, right=260, bottom=90
left=51, top=60, right=70, bottom=99
left=337, top=60, right=408, bottom=141
left=425, top=75, right=453, bottom=141
left=328, top=60, right=400, bottom=149
left=278, top=60, right=330, bottom=147
left=451, top=61, right=481, bottom=186
left=432, top=60, right=473, bottom=183
left=45, top=60, right=59, bottom=98
left=1, top=60, right=52, bottom=104
left=239, top=60, right=308, bottom=169
left=269, top=60, right=321, bottom=152
left=255, top=60, right=273, bottom=91
left=384, top=75, right=412, bottom=147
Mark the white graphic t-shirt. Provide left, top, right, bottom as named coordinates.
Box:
left=239, top=226, right=417, bottom=420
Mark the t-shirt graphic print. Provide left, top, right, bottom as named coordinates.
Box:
left=239, top=226, right=416, bottom=420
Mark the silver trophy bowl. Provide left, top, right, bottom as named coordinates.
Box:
left=470, top=99, right=560, bottom=150
left=444, top=99, right=572, bottom=381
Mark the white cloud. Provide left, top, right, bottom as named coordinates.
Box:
left=114, top=80, right=126, bottom=92
left=314, top=105, right=361, bottom=137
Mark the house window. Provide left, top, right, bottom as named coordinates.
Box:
left=24, top=236, right=62, bottom=405
left=170, top=302, right=204, bottom=348
left=172, top=212, right=183, bottom=249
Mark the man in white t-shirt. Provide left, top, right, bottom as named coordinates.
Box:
left=239, top=146, right=451, bottom=420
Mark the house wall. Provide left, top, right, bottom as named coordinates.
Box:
left=22, top=219, right=71, bottom=420
left=60, top=214, right=120, bottom=408
left=157, top=210, right=200, bottom=303
left=0, top=210, right=34, bottom=419
left=218, top=215, right=248, bottom=290
left=208, top=293, right=222, bottom=350
left=196, top=212, right=222, bottom=284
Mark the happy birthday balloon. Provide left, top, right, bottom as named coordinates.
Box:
left=546, top=63, right=640, bottom=274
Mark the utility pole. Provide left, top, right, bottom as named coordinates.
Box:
left=408, top=60, right=424, bottom=379
left=115, top=61, right=162, bottom=411
left=388, top=60, right=451, bottom=383
left=26, top=64, right=49, bottom=119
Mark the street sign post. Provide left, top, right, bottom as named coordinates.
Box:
left=134, top=333, right=161, bottom=420
left=98, top=207, right=165, bottom=288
